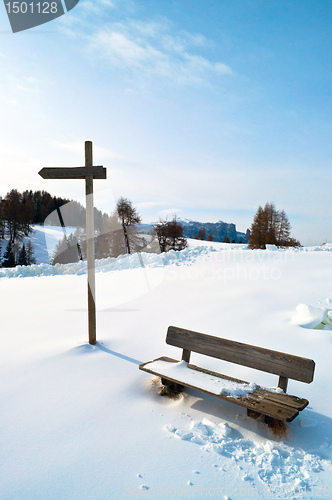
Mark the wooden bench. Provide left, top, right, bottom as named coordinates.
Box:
left=139, top=326, right=315, bottom=423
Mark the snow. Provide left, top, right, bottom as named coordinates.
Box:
left=164, top=416, right=330, bottom=495
left=1, top=229, right=332, bottom=499
left=0, top=243, right=217, bottom=279
left=293, top=304, right=332, bottom=330
left=143, top=360, right=258, bottom=397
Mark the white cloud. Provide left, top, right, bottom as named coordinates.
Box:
left=14, top=76, right=46, bottom=93
left=88, top=20, right=233, bottom=85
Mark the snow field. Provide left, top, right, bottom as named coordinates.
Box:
left=164, top=415, right=331, bottom=497
left=1, top=237, right=332, bottom=498
left=0, top=244, right=217, bottom=279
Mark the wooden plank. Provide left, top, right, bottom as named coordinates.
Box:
left=38, top=166, right=107, bottom=179
left=139, top=357, right=300, bottom=422
left=166, top=326, right=315, bottom=383
left=187, top=364, right=309, bottom=411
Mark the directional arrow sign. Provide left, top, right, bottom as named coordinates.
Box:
left=39, top=142, right=107, bottom=345
left=38, top=166, right=107, bottom=180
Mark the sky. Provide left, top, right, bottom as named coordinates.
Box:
left=0, top=0, right=331, bottom=245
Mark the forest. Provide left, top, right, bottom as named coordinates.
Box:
left=0, top=188, right=107, bottom=266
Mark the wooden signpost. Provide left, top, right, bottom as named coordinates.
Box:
left=39, top=141, right=107, bottom=345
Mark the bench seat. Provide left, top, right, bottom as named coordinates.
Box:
left=139, top=326, right=315, bottom=423
left=140, top=356, right=309, bottom=422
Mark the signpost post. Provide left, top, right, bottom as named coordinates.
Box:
left=39, top=141, right=107, bottom=345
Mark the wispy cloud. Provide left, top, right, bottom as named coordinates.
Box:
left=88, top=19, right=233, bottom=85
left=14, top=76, right=46, bottom=93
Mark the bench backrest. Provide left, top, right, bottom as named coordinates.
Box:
left=166, top=326, right=315, bottom=384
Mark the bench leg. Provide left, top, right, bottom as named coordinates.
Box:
left=160, top=378, right=184, bottom=397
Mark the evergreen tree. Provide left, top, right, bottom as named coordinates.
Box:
left=207, top=234, right=214, bottom=242
left=26, top=240, right=36, bottom=265
left=17, top=243, right=28, bottom=266
left=52, top=234, right=81, bottom=265
left=2, top=241, right=16, bottom=268
left=195, top=228, right=206, bottom=240
left=222, top=235, right=230, bottom=243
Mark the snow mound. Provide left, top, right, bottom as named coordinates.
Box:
left=0, top=245, right=217, bottom=280
left=164, top=415, right=332, bottom=496
left=293, top=304, right=332, bottom=330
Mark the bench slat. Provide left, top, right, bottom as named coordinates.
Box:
left=167, top=326, right=315, bottom=383
left=188, top=364, right=309, bottom=411
left=139, top=357, right=302, bottom=422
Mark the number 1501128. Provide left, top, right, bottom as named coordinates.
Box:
left=5, top=2, right=58, bottom=14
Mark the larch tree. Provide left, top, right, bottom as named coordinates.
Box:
left=248, top=203, right=300, bottom=249
left=116, top=197, right=142, bottom=254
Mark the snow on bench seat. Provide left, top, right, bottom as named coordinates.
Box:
left=143, top=358, right=257, bottom=397
left=140, top=356, right=310, bottom=422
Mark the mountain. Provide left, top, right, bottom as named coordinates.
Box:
left=138, top=219, right=250, bottom=243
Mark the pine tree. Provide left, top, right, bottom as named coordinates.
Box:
left=2, top=241, right=16, bottom=268
left=52, top=234, right=81, bottom=265
left=17, top=243, right=28, bottom=266
left=195, top=228, right=206, bottom=240
left=207, top=234, right=214, bottom=242
left=26, top=240, right=36, bottom=265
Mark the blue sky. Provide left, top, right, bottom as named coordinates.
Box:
left=0, top=0, right=331, bottom=245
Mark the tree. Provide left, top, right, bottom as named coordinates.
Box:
left=17, top=243, right=28, bottom=266
left=26, top=240, right=36, bottom=265
left=248, top=203, right=300, bottom=249
left=3, top=189, right=24, bottom=243
left=51, top=234, right=81, bottom=265
left=95, top=213, right=124, bottom=258
left=222, top=235, right=230, bottom=243
left=195, top=228, right=206, bottom=240
left=21, top=192, right=36, bottom=235
left=207, top=234, right=214, bottom=242
left=116, top=197, right=142, bottom=254
left=2, top=241, right=16, bottom=268
left=0, top=198, right=5, bottom=239
left=155, top=217, right=187, bottom=253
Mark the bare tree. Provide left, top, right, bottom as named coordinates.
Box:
left=155, top=216, right=187, bottom=253
left=116, top=197, right=142, bottom=254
